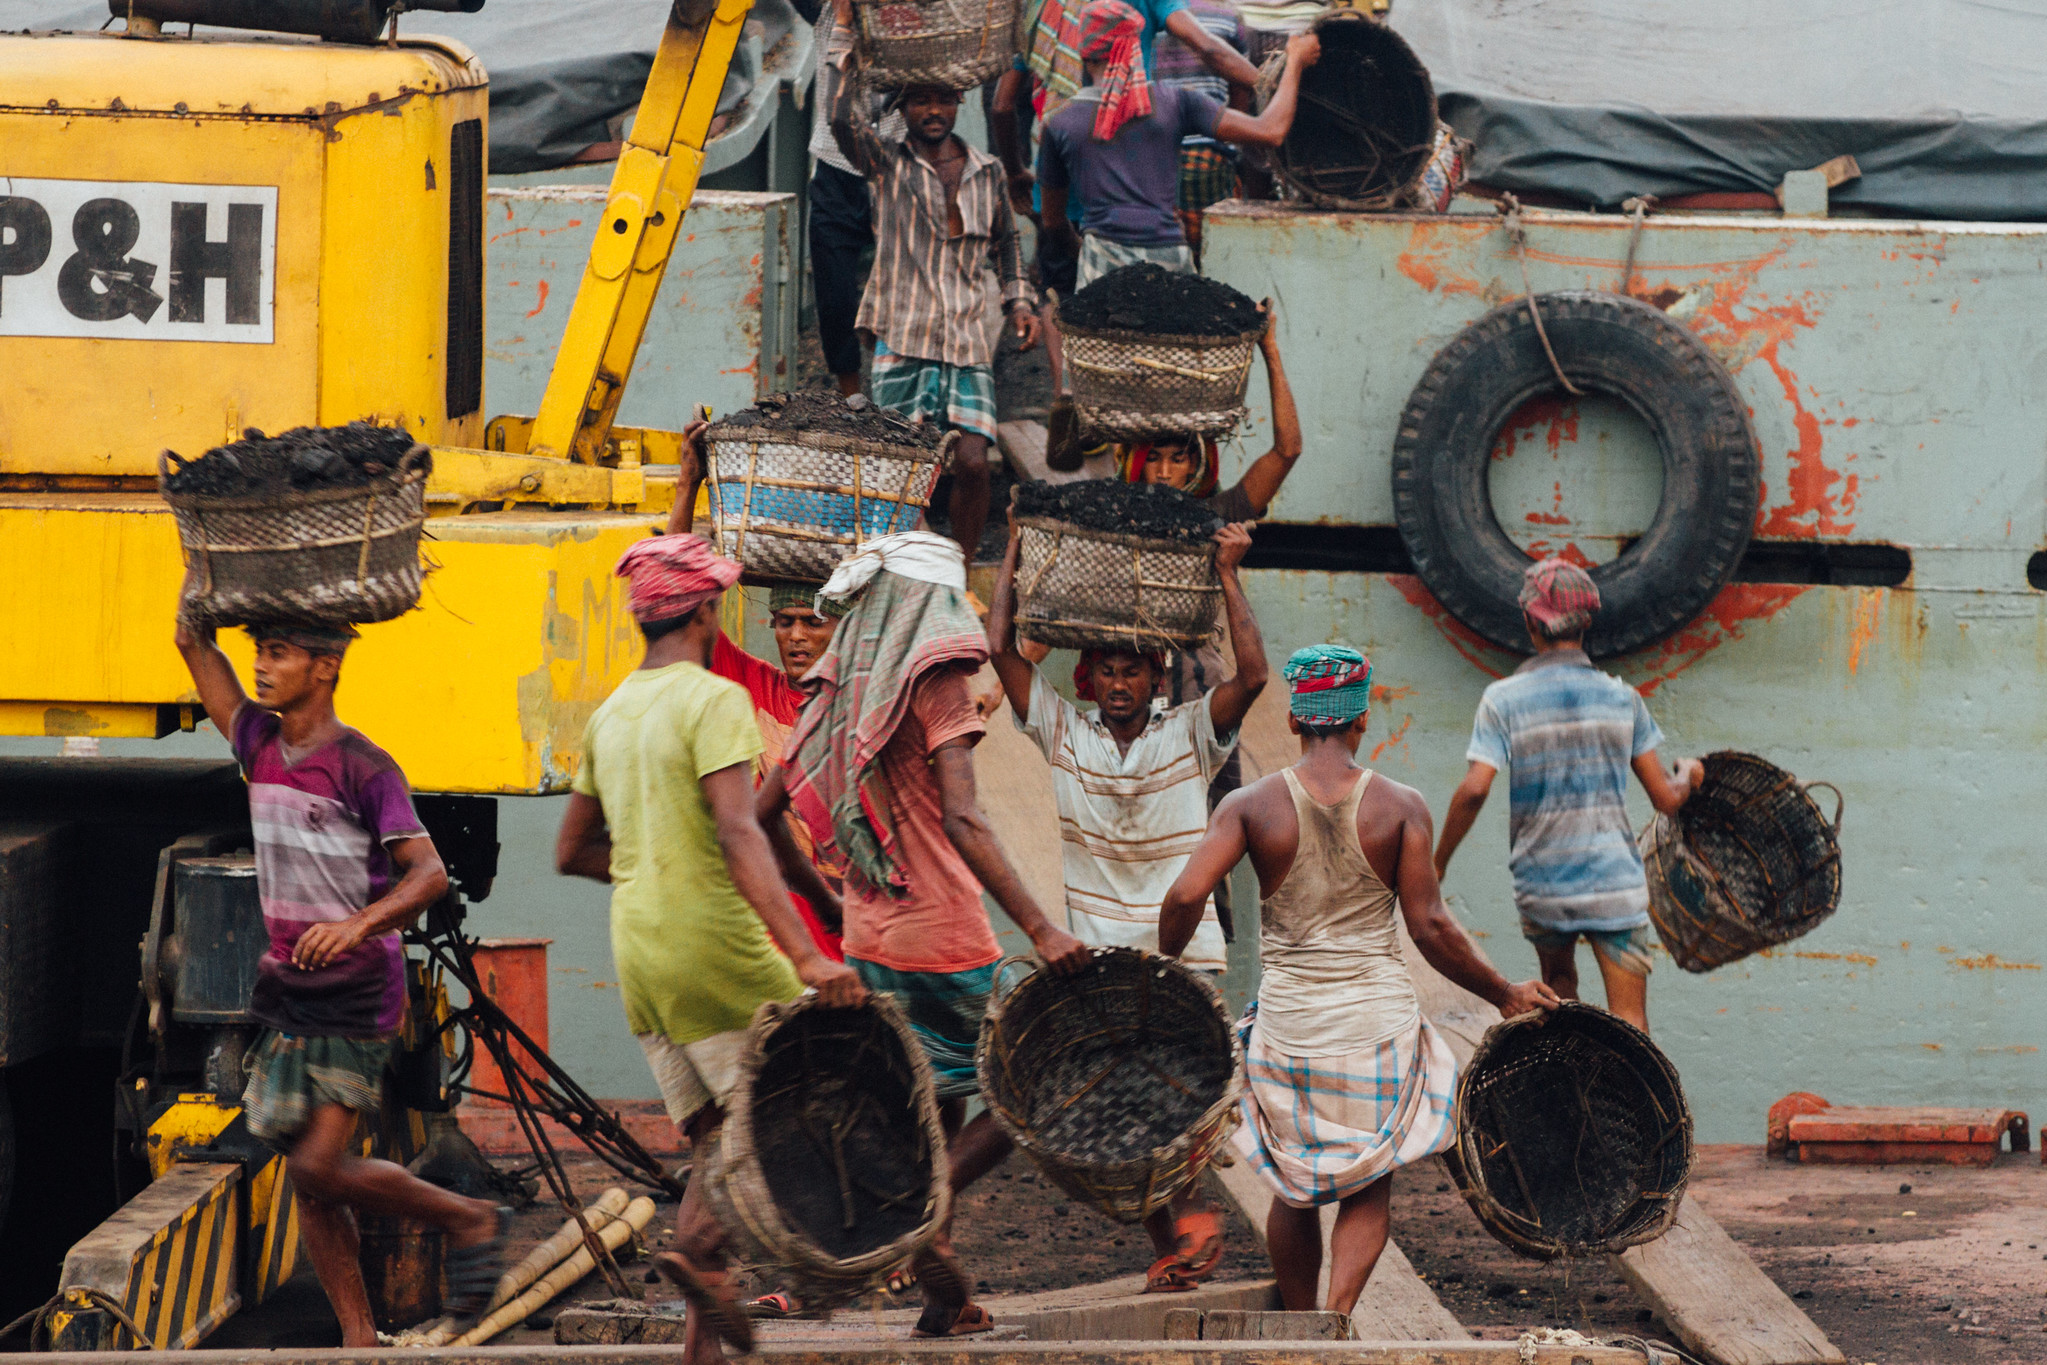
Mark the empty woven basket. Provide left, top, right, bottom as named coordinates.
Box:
left=1012, top=515, right=1223, bottom=651
left=1641, top=751, right=1844, bottom=973
left=850, top=0, right=1019, bottom=90
left=160, top=446, right=431, bottom=629
left=1260, top=12, right=1439, bottom=211
left=702, top=422, right=954, bottom=584
left=1449, top=1002, right=1692, bottom=1261
left=1060, top=316, right=1260, bottom=443
left=976, top=948, right=1241, bottom=1224
left=704, top=993, right=949, bottom=1307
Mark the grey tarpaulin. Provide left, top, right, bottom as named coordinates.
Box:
left=1391, top=0, right=2047, bottom=219
left=3, top=0, right=803, bottom=174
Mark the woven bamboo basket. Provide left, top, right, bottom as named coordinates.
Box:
left=702, top=424, right=955, bottom=584
left=976, top=948, right=1242, bottom=1224
left=1258, top=12, right=1439, bottom=211
left=851, top=0, right=1018, bottom=90
left=1059, top=315, right=1260, bottom=442
left=703, top=993, right=950, bottom=1309
left=1447, top=1002, right=1692, bottom=1261
left=1641, top=751, right=1845, bottom=973
left=1012, top=515, right=1222, bottom=652
left=160, top=446, right=431, bottom=628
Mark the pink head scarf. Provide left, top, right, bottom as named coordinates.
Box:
left=614, top=533, right=741, bottom=624
left=1078, top=0, right=1153, bottom=141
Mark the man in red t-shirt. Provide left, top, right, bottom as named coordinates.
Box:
left=758, top=532, right=1087, bottom=1338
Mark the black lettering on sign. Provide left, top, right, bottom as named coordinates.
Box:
left=170, top=202, right=263, bottom=325
left=0, top=197, right=52, bottom=312
left=57, top=198, right=163, bottom=323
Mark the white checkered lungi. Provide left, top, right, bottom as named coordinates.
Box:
left=1228, top=1002, right=1460, bottom=1209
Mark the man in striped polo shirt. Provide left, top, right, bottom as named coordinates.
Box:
left=829, top=0, right=1040, bottom=562
left=1432, top=557, right=1703, bottom=1032
left=174, top=616, right=509, bottom=1344
left=986, top=518, right=1266, bottom=1291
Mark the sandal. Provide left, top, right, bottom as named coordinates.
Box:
left=652, top=1251, right=757, bottom=1354
left=1142, top=1209, right=1224, bottom=1294
left=884, top=1265, right=919, bottom=1297
left=745, top=1290, right=806, bottom=1320
left=444, top=1205, right=514, bottom=1319
left=911, top=1303, right=995, bottom=1338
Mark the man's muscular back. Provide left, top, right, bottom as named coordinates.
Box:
left=1228, top=763, right=1432, bottom=902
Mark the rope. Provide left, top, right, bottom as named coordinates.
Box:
left=1618, top=195, right=1656, bottom=295
left=1499, top=193, right=1584, bottom=397
left=0, top=1287, right=152, bottom=1350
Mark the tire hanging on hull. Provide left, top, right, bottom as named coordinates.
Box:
left=1392, top=291, right=1760, bottom=660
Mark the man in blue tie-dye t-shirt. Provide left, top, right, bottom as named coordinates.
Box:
left=1432, top=558, right=1703, bottom=1033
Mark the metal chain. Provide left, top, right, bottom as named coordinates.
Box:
left=1499, top=193, right=1585, bottom=397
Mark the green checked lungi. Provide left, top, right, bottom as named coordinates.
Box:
left=871, top=341, right=999, bottom=442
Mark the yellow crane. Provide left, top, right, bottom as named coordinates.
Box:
left=0, top=0, right=757, bottom=1345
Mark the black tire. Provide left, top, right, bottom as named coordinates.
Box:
left=1391, top=291, right=1759, bottom=660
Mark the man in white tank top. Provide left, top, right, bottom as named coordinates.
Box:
left=1160, top=645, right=1558, bottom=1316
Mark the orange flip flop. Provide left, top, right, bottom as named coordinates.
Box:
left=1144, top=1209, right=1225, bottom=1293
left=912, top=1303, right=996, bottom=1338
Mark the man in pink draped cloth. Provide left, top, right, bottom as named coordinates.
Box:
left=1159, top=644, right=1558, bottom=1315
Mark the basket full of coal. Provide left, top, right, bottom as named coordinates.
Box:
left=703, top=993, right=950, bottom=1308
left=704, top=392, right=953, bottom=584
left=976, top=947, right=1242, bottom=1224
left=1058, top=265, right=1265, bottom=442
left=159, top=423, right=431, bottom=629
left=1010, top=479, right=1224, bottom=651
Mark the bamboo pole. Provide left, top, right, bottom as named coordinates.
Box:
left=491, top=1187, right=631, bottom=1311
left=452, top=1196, right=659, bottom=1346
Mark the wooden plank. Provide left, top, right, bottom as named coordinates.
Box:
left=1393, top=923, right=1845, bottom=1365
left=1616, top=1196, right=1845, bottom=1365
left=1208, top=1156, right=1468, bottom=1341
left=1198, top=1311, right=1353, bottom=1341
left=1787, top=1105, right=2025, bottom=1145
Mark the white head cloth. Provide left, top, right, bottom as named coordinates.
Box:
left=818, top=530, right=967, bottom=606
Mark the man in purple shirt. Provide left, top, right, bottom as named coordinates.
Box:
left=175, top=614, right=508, bottom=1345
left=1037, top=1, right=1318, bottom=287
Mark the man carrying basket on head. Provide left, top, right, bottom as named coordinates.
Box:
left=1432, top=558, right=1704, bottom=1034
left=755, top=530, right=1090, bottom=1338
left=828, top=0, right=1041, bottom=564
left=985, top=516, right=1266, bottom=1291
left=1159, top=646, right=1558, bottom=1315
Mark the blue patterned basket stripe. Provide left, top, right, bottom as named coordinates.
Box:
left=714, top=482, right=919, bottom=538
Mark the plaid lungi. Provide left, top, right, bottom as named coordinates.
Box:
left=847, top=958, right=996, bottom=1100
left=240, top=1029, right=394, bottom=1152
left=1178, top=143, right=1238, bottom=215
left=870, top=341, right=999, bottom=442
left=1229, top=1003, right=1458, bottom=1208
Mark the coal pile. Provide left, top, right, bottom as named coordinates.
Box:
left=163, top=423, right=421, bottom=498
left=714, top=390, right=941, bottom=449
left=751, top=1009, right=934, bottom=1261
left=1061, top=265, right=1261, bottom=338
left=1013, top=478, right=1224, bottom=542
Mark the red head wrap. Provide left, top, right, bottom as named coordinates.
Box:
left=614, top=533, right=741, bottom=624
left=1078, top=0, right=1152, bottom=141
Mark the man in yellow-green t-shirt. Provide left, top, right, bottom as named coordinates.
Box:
left=556, top=533, right=863, bottom=1365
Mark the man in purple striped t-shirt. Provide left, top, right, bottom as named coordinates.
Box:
left=176, top=615, right=508, bottom=1344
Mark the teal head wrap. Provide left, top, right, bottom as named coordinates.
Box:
left=1282, top=644, right=1373, bottom=727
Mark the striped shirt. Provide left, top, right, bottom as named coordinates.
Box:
left=1465, top=650, right=1665, bottom=933
left=830, top=53, right=1034, bottom=367
left=1015, top=668, right=1236, bottom=971
left=231, top=704, right=428, bottom=1038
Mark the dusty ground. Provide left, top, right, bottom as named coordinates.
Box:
left=1392, top=1144, right=2047, bottom=1365
left=209, top=1141, right=2046, bottom=1365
